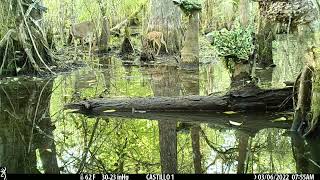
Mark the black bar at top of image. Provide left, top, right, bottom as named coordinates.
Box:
left=5, top=173, right=320, bottom=180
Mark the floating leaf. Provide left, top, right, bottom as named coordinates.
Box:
left=45, top=149, right=52, bottom=153
left=134, top=110, right=147, bottom=113
left=104, top=109, right=116, bottom=113
left=223, top=111, right=238, bottom=115
left=65, top=109, right=79, bottom=113
left=229, top=121, right=243, bottom=126
left=271, top=117, right=287, bottom=122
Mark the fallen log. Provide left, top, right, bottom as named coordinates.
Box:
left=65, top=86, right=293, bottom=114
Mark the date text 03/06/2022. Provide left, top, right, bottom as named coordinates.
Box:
left=254, top=174, right=315, bottom=180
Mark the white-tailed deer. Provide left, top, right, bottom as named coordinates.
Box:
left=69, top=21, right=96, bottom=50
left=146, top=31, right=168, bottom=55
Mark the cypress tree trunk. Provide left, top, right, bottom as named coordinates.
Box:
left=181, top=11, right=200, bottom=64
left=191, top=125, right=202, bottom=173
left=147, top=0, right=182, bottom=54
left=239, top=0, right=249, bottom=28
left=98, top=0, right=110, bottom=53
left=149, top=65, right=180, bottom=173
left=229, top=0, right=253, bottom=89
left=256, top=18, right=275, bottom=68
left=236, top=132, right=249, bottom=174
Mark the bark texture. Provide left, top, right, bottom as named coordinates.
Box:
left=181, top=11, right=200, bottom=63
left=147, top=0, right=182, bottom=54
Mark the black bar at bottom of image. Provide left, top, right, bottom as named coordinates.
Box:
left=4, top=173, right=320, bottom=180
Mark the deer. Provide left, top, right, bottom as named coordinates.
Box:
left=145, top=31, right=168, bottom=55
left=68, top=21, right=96, bottom=50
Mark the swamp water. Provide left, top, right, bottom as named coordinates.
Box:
left=0, top=42, right=319, bottom=174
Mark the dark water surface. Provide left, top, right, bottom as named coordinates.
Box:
left=1, top=50, right=319, bottom=174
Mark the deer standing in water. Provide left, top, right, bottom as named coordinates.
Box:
left=69, top=21, right=96, bottom=51
left=145, top=31, right=168, bottom=55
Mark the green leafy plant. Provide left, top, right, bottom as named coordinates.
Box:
left=207, top=27, right=254, bottom=61
left=173, top=0, right=202, bottom=15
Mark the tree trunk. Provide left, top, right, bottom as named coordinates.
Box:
left=256, top=2, right=275, bottom=68
left=191, top=126, right=202, bottom=173
left=179, top=65, right=199, bottom=96
left=59, top=0, right=66, bottom=45
left=291, top=65, right=313, bottom=133
left=38, top=117, right=60, bottom=174
left=181, top=64, right=202, bottom=173
left=228, top=0, right=252, bottom=88
left=120, top=36, right=134, bottom=55
left=97, top=0, right=110, bottom=53
left=291, top=134, right=320, bottom=173
left=291, top=133, right=309, bottom=173
left=147, top=0, right=182, bottom=54
left=306, top=138, right=320, bottom=173
left=229, top=60, right=252, bottom=89
left=149, top=65, right=179, bottom=173
left=181, top=11, right=200, bottom=63
left=159, top=120, right=177, bottom=173
left=99, top=56, right=112, bottom=96
left=239, top=0, right=249, bottom=28
left=236, top=132, right=249, bottom=174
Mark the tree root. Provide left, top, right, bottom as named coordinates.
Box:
left=0, top=0, right=56, bottom=76
left=18, top=0, right=54, bottom=74
left=0, top=30, right=15, bottom=75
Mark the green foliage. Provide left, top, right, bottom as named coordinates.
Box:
left=0, top=1, right=15, bottom=38
left=42, top=0, right=145, bottom=48
left=208, top=27, right=254, bottom=61
left=173, top=0, right=202, bottom=15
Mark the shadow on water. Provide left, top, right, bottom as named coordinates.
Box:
left=0, top=48, right=319, bottom=174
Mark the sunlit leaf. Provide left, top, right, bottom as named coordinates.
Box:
left=223, top=111, right=238, bottom=115
left=64, top=109, right=79, bottom=113
left=271, top=117, right=287, bottom=122
left=45, top=149, right=52, bottom=153
left=104, top=109, right=117, bottom=113
left=229, top=120, right=243, bottom=126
